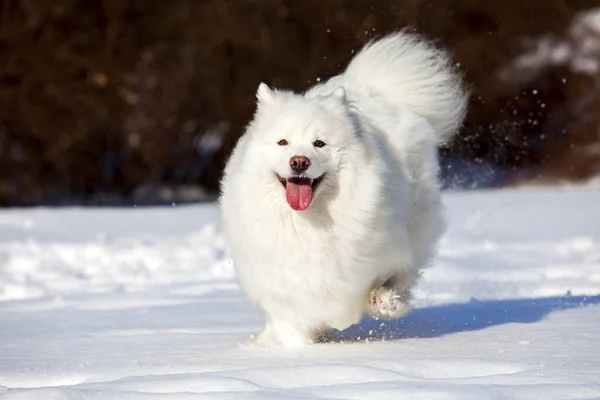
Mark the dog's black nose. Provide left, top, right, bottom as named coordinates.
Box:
left=289, top=156, right=310, bottom=172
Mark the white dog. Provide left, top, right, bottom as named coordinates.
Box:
left=220, top=31, right=467, bottom=347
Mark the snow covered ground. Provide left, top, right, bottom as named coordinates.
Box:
left=1, top=187, right=599, bottom=399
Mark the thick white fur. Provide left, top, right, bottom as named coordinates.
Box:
left=220, top=31, right=468, bottom=347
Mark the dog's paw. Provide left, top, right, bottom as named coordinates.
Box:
left=241, top=324, right=314, bottom=348
left=241, top=334, right=269, bottom=348
left=240, top=325, right=277, bottom=348
left=240, top=335, right=261, bottom=348
left=368, top=287, right=411, bottom=320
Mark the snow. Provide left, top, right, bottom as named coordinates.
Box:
left=499, top=7, right=600, bottom=83
left=1, top=187, right=600, bottom=399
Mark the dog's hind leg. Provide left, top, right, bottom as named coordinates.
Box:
left=366, top=270, right=416, bottom=320
left=367, top=285, right=412, bottom=320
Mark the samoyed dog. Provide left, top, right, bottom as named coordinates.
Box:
left=220, top=31, right=468, bottom=347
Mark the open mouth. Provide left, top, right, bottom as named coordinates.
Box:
left=277, top=175, right=325, bottom=190
left=276, top=174, right=325, bottom=211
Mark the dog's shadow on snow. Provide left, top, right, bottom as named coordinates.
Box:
left=321, top=294, right=600, bottom=344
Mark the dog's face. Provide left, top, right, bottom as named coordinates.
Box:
left=247, top=83, right=358, bottom=211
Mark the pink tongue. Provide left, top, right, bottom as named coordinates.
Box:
left=286, top=180, right=313, bottom=211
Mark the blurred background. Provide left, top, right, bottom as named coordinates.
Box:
left=2, top=0, right=600, bottom=207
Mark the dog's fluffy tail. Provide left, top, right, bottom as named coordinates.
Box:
left=343, top=31, right=468, bottom=143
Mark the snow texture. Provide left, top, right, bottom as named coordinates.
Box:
left=499, top=7, right=600, bottom=88
left=1, top=188, right=600, bottom=399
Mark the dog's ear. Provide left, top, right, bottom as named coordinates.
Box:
left=256, top=82, right=274, bottom=104
left=321, top=87, right=347, bottom=109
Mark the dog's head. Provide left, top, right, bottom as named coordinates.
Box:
left=246, top=83, right=359, bottom=211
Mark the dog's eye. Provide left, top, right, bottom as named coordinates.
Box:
left=313, top=140, right=326, bottom=148
left=277, top=139, right=288, bottom=146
